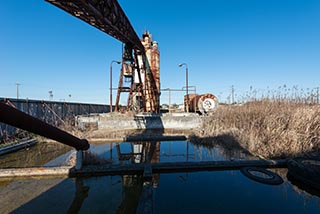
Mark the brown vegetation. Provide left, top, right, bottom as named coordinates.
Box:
left=196, top=101, right=320, bottom=159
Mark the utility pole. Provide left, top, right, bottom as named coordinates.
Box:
left=162, top=88, right=172, bottom=113
left=169, top=89, right=171, bottom=113
left=110, top=60, right=121, bottom=112
left=178, top=63, right=189, bottom=112
left=49, top=91, right=53, bottom=101
left=16, top=82, right=20, bottom=100
left=231, top=85, right=234, bottom=104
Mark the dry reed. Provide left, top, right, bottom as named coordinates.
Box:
left=198, top=101, right=320, bottom=158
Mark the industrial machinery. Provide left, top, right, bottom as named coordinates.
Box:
left=185, top=93, right=219, bottom=114
left=46, top=0, right=160, bottom=113
left=45, top=1, right=218, bottom=115
left=0, top=0, right=217, bottom=151
left=115, top=31, right=160, bottom=113
left=1, top=0, right=161, bottom=150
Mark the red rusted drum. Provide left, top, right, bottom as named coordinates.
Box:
left=185, top=93, right=218, bottom=114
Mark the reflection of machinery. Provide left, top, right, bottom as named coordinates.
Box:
left=115, top=141, right=160, bottom=211
left=185, top=93, right=219, bottom=114
left=118, top=175, right=143, bottom=213
left=115, top=142, right=160, bottom=165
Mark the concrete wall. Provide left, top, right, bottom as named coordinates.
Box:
left=76, top=113, right=202, bottom=131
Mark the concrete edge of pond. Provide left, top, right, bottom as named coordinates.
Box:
left=0, top=159, right=288, bottom=179
left=0, top=138, right=37, bottom=156
left=124, top=135, right=187, bottom=142
left=0, top=166, right=73, bottom=178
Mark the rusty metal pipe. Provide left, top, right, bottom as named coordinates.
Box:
left=0, top=102, right=89, bottom=150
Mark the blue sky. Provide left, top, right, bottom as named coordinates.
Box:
left=1, top=0, right=319, bottom=104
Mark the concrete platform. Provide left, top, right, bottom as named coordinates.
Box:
left=76, top=112, right=202, bottom=131
left=0, top=159, right=288, bottom=178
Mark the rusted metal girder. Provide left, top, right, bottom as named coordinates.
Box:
left=45, top=0, right=160, bottom=113
left=0, top=102, right=89, bottom=151
left=45, top=0, right=145, bottom=52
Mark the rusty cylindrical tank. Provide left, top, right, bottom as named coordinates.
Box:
left=185, top=93, right=219, bottom=114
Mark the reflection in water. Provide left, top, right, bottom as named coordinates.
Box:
left=67, top=179, right=89, bottom=214
left=191, top=141, right=254, bottom=161
left=0, top=141, right=71, bottom=168
left=1, top=140, right=319, bottom=213
left=67, top=175, right=144, bottom=214
left=287, top=172, right=320, bottom=198
left=154, top=171, right=320, bottom=214
left=68, top=141, right=162, bottom=214
left=6, top=169, right=319, bottom=214
left=115, top=141, right=161, bottom=164
left=79, top=140, right=257, bottom=213
left=117, top=175, right=143, bottom=213
left=115, top=141, right=161, bottom=213
left=80, top=139, right=260, bottom=213
left=92, top=140, right=256, bottom=166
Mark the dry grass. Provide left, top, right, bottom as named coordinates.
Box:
left=198, top=101, right=320, bottom=158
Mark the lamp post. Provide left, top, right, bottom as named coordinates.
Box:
left=110, top=60, right=121, bottom=112
left=178, top=63, right=189, bottom=112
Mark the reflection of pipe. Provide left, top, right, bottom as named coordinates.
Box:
left=110, top=143, right=113, bottom=160
left=186, top=141, right=189, bottom=162
left=68, top=178, right=89, bottom=214
left=0, top=102, right=89, bottom=151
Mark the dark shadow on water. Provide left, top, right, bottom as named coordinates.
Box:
left=189, top=134, right=255, bottom=160
left=11, top=179, right=75, bottom=214
left=0, top=142, right=71, bottom=168
left=287, top=172, right=320, bottom=198
left=10, top=175, right=144, bottom=214
left=67, top=175, right=144, bottom=214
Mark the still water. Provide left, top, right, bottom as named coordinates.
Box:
left=0, top=141, right=319, bottom=214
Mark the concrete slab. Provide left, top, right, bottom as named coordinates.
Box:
left=76, top=113, right=202, bottom=131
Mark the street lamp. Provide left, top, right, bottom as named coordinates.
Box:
left=110, top=60, right=121, bottom=112
left=178, top=63, right=189, bottom=112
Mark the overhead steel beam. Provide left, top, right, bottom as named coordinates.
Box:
left=45, top=0, right=144, bottom=52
